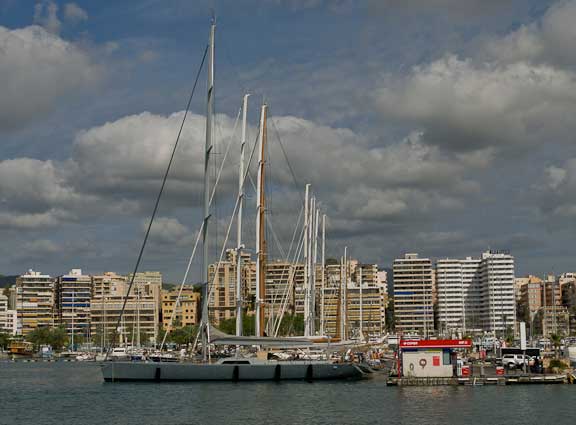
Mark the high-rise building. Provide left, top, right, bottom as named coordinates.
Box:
left=393, top=254, right=434, bottom=336
left=55, top=269, right=93, bottom=340
left=436, top=257, right=482, bottom=334
left=16, top=270, right=54, bottom=335
left=436, top=251, right=515, bottom=335
left=436, top=259, right=465, bottom=334
left=479, top=250, right=516, bottom=333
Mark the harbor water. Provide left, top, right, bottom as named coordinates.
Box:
left=1, top=362, right=575, bottom=425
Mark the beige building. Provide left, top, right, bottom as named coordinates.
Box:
left=393, top=254, right=434, bottom=336
left=90, top=275, right=161, bottom=347
left=16, top=270, right=54, bottom=336
left=161, top=288, right=200, bottom=329
left=321, top=261, right=386, bottom=340
left=208, top=250, right=255, bottom=325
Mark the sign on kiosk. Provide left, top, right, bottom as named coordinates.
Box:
left=400, top=339, right=472, bottom=349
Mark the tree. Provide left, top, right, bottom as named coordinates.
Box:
left=48, top=327, right=69, bottom=350
left=386, top=298, right=395, bottom=332
left=0, top=332, right=10, bottom=350
left=550, top=333, right=563, bottom=359
left=26, top=326, right=69, bottom=351
left=158, top=324, right=199, bottom=346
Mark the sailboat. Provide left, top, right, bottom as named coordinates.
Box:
left=101, top=20, right=365, bottom=382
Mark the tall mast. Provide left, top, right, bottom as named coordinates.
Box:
left=136, top=282, right=141, bottom=348
left=255, top=103, right=268, bottom=337
left=201, top=20, right=215, bottom=361
left=340, top=246, right=348, bottom=341
left=320, top=214, right=326, bottom=335
left=359, top=265, right=363, bottom=341
left=236, top=94, right=249, bottom=337
left=101, top=279, right=105, bottom=353
left=303, top=184, right=310, bottom=336
left=311, top=202, right=319, bottom=336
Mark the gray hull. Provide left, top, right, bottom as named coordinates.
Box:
left=101, top=361, right=365, bottom=382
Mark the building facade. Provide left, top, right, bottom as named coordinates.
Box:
left=16, top=270, right=54, bottom=335
left=161, top=288, right=200, bottom=329
left=90, top=276, right=161, bottom=347
left=55, top=269, right=93, bottom=340
left=393, top=254, right=434, bottom=336
left=0, top=294, right=18, bottom=335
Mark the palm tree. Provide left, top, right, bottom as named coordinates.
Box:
left=550, top=333, right=563, bottom=359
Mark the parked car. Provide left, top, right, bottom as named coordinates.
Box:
left=501, top=354, right=532, bottom=368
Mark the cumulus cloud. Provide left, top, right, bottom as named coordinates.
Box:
left=375, top=54, right=576, bottom=152
left=0, top=25, right=101, bottom=131
left=483, top=0, right=576, bottom=69
left=146, top=217, right=190, bottom=246
left=0, top=107, right=486, bottom=244
left=33, top=1, right=61, bottom=34
left=64, top=3, right=88, bottom=23
left=536, top=159, right=576, bottom=220
left=268, top=0, right=508, bottom=15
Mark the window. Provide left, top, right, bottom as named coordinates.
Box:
left=442, top=350, right=451, bottom=365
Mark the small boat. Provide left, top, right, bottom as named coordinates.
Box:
left=76, top=353, right=96, bottom=361
left=9, top=341, right=34, bottom=357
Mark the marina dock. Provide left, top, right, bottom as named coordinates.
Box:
left=386, top=374, right=569, bottom=386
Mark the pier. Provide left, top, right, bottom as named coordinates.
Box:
left=386, top=374, right=569, bottom=386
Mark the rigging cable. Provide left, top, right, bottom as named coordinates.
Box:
left=159, top=102, right=244, bottom=350
left=105, top=44, right=209, bottom=359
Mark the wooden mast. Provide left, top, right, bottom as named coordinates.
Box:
left=255, top=104, right=268, bottom=337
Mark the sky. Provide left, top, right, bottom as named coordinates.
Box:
left=2, top=0, right=576, bottom=282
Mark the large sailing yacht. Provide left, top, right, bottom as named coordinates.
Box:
left=101, top=21, right=365, bottom=382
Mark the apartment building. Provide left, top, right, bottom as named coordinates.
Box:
left=207, top=250, right=255, bottom=325
left=436, top=257, right=482, bottom=334
left=393, top=254, right=434, bottom=336
left=55, top=269, right=93, bottom=339
left=90, top=276, right=161, bottom=347
left=16, top=270, right=54, bottom=335
left=161, top=288, right=200, bottom=329
left=479, top=250, right=516, bottom=333
left=0, top=294, right=18, bottom=335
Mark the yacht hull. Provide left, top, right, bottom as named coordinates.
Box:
left=101, top=361, right=365, bottom=382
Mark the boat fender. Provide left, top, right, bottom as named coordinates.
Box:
left=274, top=364, right=281, bottom=381
left=306, top=364, right=313, bottom=381
left=232, top=365, right=239, bottom=381
left=154, top=367, right=161, bottom=381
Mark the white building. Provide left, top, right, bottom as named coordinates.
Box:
left=480, top=250, right=516, bottom=333
left=0, top=294, right=18, bottom=335
left=436, top=251, right=515, bottom=335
